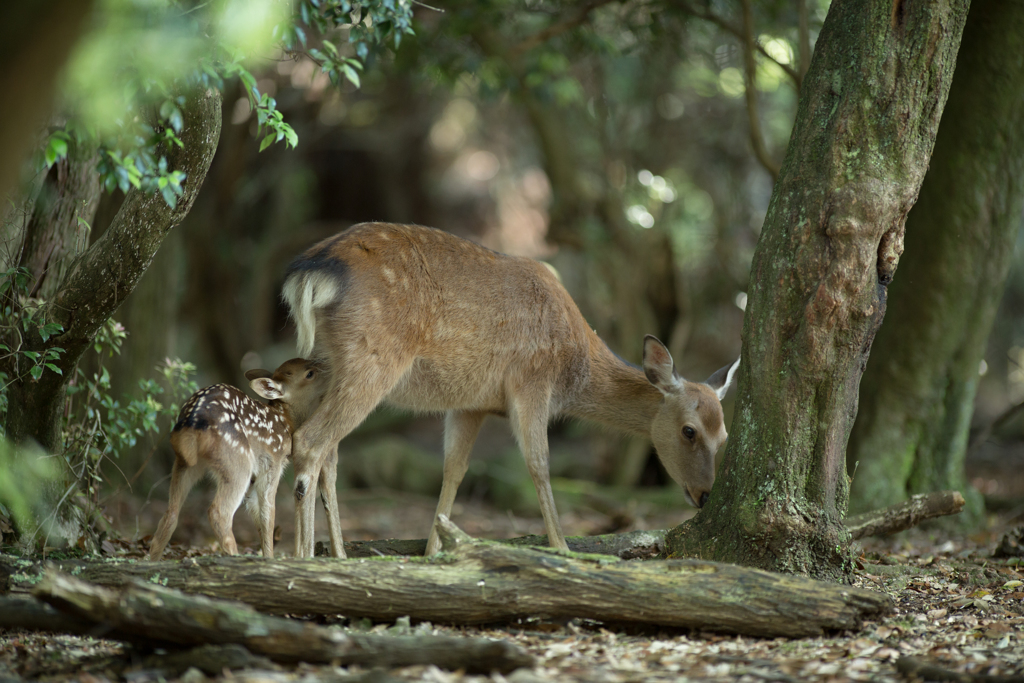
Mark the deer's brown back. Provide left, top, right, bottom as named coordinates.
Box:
left=287, top=223, right=592, bottom=412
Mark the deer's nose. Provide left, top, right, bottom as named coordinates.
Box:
left=698, top=491, right=709, bottom=508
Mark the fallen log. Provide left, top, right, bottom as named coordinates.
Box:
left=0, top=594, right=102, bottom=637
left=845, top=490, right=965, bottom=540
left=26, top=570, right=533, bottom=674
left=332, top=527, right=666, bottom=559
left=18, top=517, right=890, bottom=638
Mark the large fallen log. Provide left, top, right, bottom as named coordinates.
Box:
left=844, top=490, right=965, bottom=540
left=9, top=517, right=891, bottom=638
left=24, top=570, right=533, bottom=674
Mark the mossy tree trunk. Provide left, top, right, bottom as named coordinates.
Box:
left=846, top=0, right=1024, bottom=521
left=666, top=0, right=969, bottom=580
left=3, top=90, right=222, bottom=452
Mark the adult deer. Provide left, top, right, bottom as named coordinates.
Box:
left=283, top=223, right=739, bottom=558
left=148, top=358, right=326, bottom=560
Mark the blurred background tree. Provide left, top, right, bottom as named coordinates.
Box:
left=1, top=0, right=1022, bottom=556
left=846, top=0, right=1024, bottom=525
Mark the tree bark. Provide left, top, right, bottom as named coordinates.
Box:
left=666, top=0, right=970, bottom=579
left=3, top=517, right=892, bottom=638
left=846, top=0, right=1024, bottom=523
left=18, top=139, right=101, bottom=299
left=3, top=89, right=222, bottom=452
left=25, top=571, right=534, bottom=674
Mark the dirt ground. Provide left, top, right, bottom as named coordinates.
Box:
left=1, top=486, right=1023, bottom=683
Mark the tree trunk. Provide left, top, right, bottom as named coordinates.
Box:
left=846, top=0, right=1024, bottom=522
left=3, top=89, right=222, bottom=452
left=666, top=0, right=969, bottom=580
left=18, top=139, right=101, bottom=299
left=1, top=517, right=892, bottom=638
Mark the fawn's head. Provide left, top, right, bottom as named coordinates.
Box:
left=245, top=358, right=327, bottom=429
left=642, top=336, right=739, bottom=509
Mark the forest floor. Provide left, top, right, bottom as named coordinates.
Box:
left=1, top=486, right=1023, bottom=683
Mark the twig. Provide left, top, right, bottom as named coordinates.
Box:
left=671, top=0, right=800, bottom=87
left=739, top=0, right=780, bottom=181
left=507, top=0, right=618, bottom=60
left=797, top=0, right=811, bottom=80
left=969, top=398, right=1024, bottom=454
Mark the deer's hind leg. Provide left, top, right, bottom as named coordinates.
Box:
left=246, top=453, right=286, bottom=558
left=207, top=445, right=253, bottom=555
left=149, top=454, right=205, bottom=560
left=425, top=410, right=486, bottom=556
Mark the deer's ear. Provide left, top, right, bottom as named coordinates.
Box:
left=250, top=377, right=284, bottom=400
left=245, top=368, right=273, bottom=381
left=642, top=335, right=680, bottom=395
left=705, top=357, right=740, bottom=400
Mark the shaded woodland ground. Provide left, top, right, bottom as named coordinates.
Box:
left=1, top=449, right=1022, bottom=683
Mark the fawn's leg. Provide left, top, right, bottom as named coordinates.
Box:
left=248, top=456, right=285, bottom=558
left=149, top=460, right=204, bottom=560
left=208, top=461, right=251, bottom=555
left=425, top=410, right=486, bottom=555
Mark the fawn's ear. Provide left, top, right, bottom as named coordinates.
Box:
left=245, top=368, right=273, bottom=381
left=250, top=377, right=284, bottom=400
left=642, top=335, right=681, bottom=395
left=704, top=357, right=740, bottom=401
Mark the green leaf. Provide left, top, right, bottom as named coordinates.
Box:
left=342, top=64, right=361, bottom=88
left=259, top=134, right=275, bottom=152
left=44, top=363, right=63, bottom=376
left=30, top=366, right=43, bottom=381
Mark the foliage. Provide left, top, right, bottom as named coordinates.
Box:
left=38, top=0, right=415, bottom=209
left=0, top=268, right=65, bottom=412
left=0, top=268, right=198, bottom=549
left=0, top=439, right=60, bottom=544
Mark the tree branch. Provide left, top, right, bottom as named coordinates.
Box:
left=671, top=0, right=800, bottom=87
left=739, top=0, right=780, bottom=181
left=507, top=0, right=618, bottom=60
left=797, top=0, right=811, bottom=79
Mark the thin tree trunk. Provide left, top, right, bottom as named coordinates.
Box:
left=666, top=0, right=969, bottom=579
left=846, top=0, right=1024, bottom=522
left=0, top=2, right=96, bottom=205
left=3, top=90, right=222, bottom=452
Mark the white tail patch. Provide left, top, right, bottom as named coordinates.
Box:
left=283, top=272, right=339, bottom=358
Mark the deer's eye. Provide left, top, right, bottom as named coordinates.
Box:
left=682, top=426, right=697, bottom=441
left=306, top=370, right=315, bottom=379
